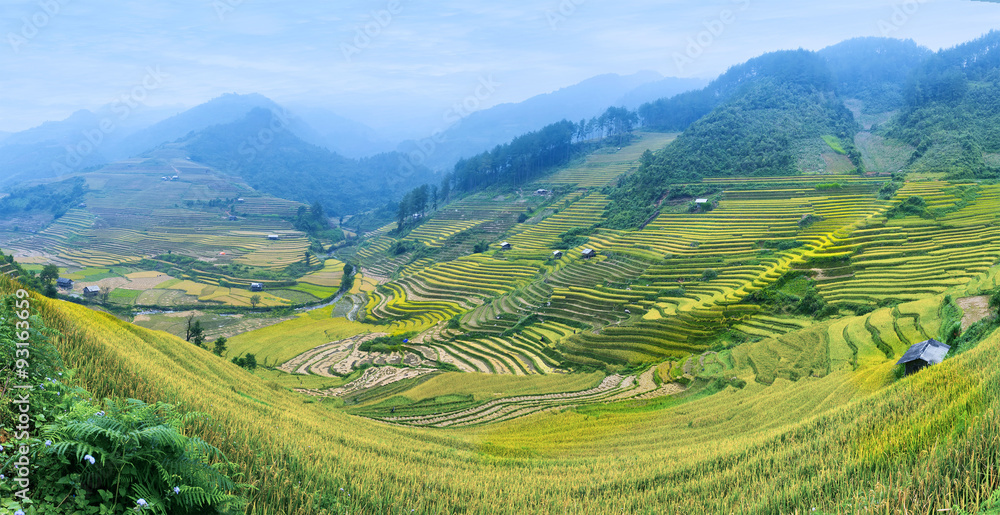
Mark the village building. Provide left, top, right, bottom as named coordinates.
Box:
left=250, top=283, right=264, bottom=292
left=896, top=339, right=950, bottom=375
left=83, top=285, right=100, bottom=296
left=57, top=278, right=74, bottom=289
left=500, top=242, right=512, bottom=250
left=581, top=248, right=596, bottom=259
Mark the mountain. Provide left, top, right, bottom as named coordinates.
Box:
left=285, top=105, right=395, bottom=159
left=396, top=71, right=701, bottom=171
left=608, top=50, right=861, bottom=228
left=819, top=37, right=933, bottom=113
left=113, top=93, right=297, bottom=159
left=0, top=103, right=179, bottom=187
left=0, top=110, right=111, bottom=187
left=179, top=107, right=433, bottom=216
left=884, top=30, right=1000, bottom=178
left=614, top=76, right=710, bottom=109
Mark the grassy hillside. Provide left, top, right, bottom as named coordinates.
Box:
left=8, top=276, right=1000, bottom=513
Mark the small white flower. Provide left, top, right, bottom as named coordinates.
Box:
left=137, top=498, right=148, bottom=508
left=45, top=440, right=52, bottom=447
left=84, top=454, right=96, bottom=464
left=173, top=486, right=181, bottom=494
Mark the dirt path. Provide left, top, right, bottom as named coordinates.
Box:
left=295, top=366, right=437, bottom=397
left=809, top=268, right=854, bottom=281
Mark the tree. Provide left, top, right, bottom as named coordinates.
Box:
left=189, top=320, right=205, bottom=348
left=186, top=315, right=194, bottom=341
left=213, top=336, right=228, bottom=357
left=440, top=175, right=451, bottom=203
left=99, top=286, right=111, bottom=304
left=249, top=294, right=261, bottom=309
left=991, top=289, right=1000, bottom=316
left=232, top=353, right=257, bottom=371
left=39, top=264, right=59, bottom=284
left=303, top=252, right=312, bottom=266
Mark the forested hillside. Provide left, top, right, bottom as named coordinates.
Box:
left=819, top=37, right=932, bottom=113
left=607, top=51, right=859, bottom=228
left=884, top=31, right=1000, bottom=178
left=181, top=108, right=434, bottom=217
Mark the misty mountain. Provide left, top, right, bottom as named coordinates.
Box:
left=614, top=77, right=710, bottom=109
left=285, top=105, right=395, bottom=159
left=819, top=37, right=933, bottom=113
left=178, top=107, right=433, bottom=216
left=112, top=93, right=299, bottom=159
left=0, top=110, right=111, bottom=187
left=396, top=71, right=701, bottom=171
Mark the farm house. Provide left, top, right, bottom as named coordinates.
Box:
left=250, top=283, right=264, bottom=292
left=552, top=250, right=563, bottom=258
left=267, top=235, right=280, bottom=240
left=57, top=278, right=74, bottom=289
left=896, top=339, right=950, bottom=375
left=500, top=242, right=512, bottom=250
left=582, top=248, right=596, bottom=259
left=83, top=286, right=100, bottom=296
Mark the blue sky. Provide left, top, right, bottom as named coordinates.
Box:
left=1, top=0, right=998, bottom=135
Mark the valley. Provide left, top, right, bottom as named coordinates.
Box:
left=3, top=30, right=1000, bottom=515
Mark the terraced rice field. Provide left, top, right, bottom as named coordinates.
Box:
left=542, top=132, right=678, bottom=188
left=812, top=182, right=1000, bottom=306
left=1, top=157, right=309, bottom=268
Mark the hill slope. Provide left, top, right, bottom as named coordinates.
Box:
left=180, top=107, right=434, bottom=216
left=13, top=276, right=1000, bottom=514
left=884, top=31, right=1000, bottom=178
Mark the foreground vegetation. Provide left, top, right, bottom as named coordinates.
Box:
left=2, top=270, right=999, bottom=513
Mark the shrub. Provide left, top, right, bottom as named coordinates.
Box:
left=701, top=269, right=718, bottom=281
left=15, top=385, right=246, bottom=514
left=517, top=212, right=529, bottom=223
left=472, top=241, right=490, bottom=253
left=231, top=353, right=258, bottom=370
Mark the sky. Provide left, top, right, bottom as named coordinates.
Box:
left=1, top=0, right=998, bottom=137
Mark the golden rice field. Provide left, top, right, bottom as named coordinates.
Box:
left=11, top=274, right=1000, bottom=514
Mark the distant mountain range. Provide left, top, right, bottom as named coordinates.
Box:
left=0, top=72, right=705, bottom=188
left=396, top=71, right=707, bottom=170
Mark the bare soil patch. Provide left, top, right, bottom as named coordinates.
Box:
left=957, top=296, right=994, bottom=331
